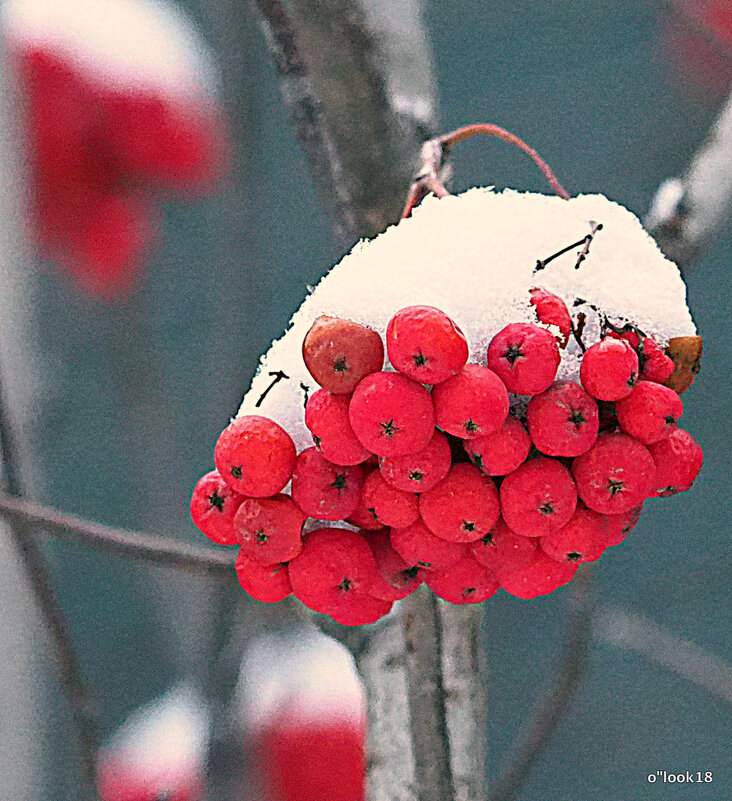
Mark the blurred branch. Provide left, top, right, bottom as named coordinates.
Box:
left=488, top=568, right=593, bottom=801
left=0, top=493, right=235, bottom=579
left=645, top=87, right=732, bottom=267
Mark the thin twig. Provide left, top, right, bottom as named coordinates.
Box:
left=488, top=567, right=593, bottom=801
left=0, top=492, right=235, bottom=579
left=252, top=0, right=360, bottom=245
left=0, top=379, right=101, bottom=793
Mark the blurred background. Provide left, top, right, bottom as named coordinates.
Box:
left=0, top=0, right=729, bottom=799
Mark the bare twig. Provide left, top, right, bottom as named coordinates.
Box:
left=0, top=492, right=235, bottom=579
left=488, top=568, right=593, bottom=801
left=402, top=587, right=455, bottom=801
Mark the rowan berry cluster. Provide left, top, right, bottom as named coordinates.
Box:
left=191, top=296, right=703, bottom=626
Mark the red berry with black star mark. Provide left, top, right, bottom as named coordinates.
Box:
left=647, top=428, right=703, bottom=497
left=235, top=551, right=292, bottom=603
left=365, top=528, right=422, bottom=602
left=572, top=432, right=655, bottom=513
left=347, top=471, right=386, bottom=530
left=487, top=322, right=560, bottom=395
left=424, top=555, right=498, bottom=604
left=419, top=463, right=500, bottom=543
left=580, top=337, right=639, bottom=401
left=499, top=550, right=577, bottom=599
left=214, top=415, right=296, bottom=497
left=288, top=527, right=392, bottom=625
left=640, top=337, right=675, bottom=384
left=470, top=517, right=537, bottom=575
left=390, top=519, right=468, bottom=571
left=432, top=364, right=509, bottom=439
left=386, top=305, right=469, bottom=384
left=529, top=287, right=572, bottom=348
left=603, top=503, right=643, bottom=547
left=234, top=494, right=306, bottom=565
left=361, top=470, right=419, bottom=528
left=379, top=429, right=452, bottom=492
left=291, top=447, right=364, bottom=520
left=190, top=470, right=245, bottom=546
left=527, top=380, right=599, bottom=457
left=302, top=315, right=384, bottom=394
left=305, top=389, right=371, bottom=465
left=539, top=507, right=608, bottom=563
left=463, top=415, right=531, bottom=476
left=616, top=381, right=683, bottom=444
left=500, top=457, right=577, bottom=537
left=349, top=371, right=435, bottom=457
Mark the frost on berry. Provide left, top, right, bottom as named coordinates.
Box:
left=214, top=415, right=296, bottom=497
left=432, top=364, right=509, bottom=439
left=526, top=380, right=599, bottom=457
left=304, top=389, right=371, bottom=465
left=190, top=470, right=245, bottom=546
left=663, top=336, right=702, bottom=394
left=386, top=305, right=469, bottom=384
left=390, top=519, right=468, bottom=571
left=424, top=556, right=499, bottom=604
left=288, top=528, right=392, bottom=625
left=365, top=528, right=422, bottom=602
left=470, top=517, right=537, bottom=575
left=463, top=415, right=531, bottom=476
left=291, top=447, right=364, bottom=520
left=360, top=471, right=419, bottom=528
left=603, top=504, right=643, bottom=547
left=302, top=315, right=384, bottom=394
left=529, top=287, right=571, bottom=347
left=379, top=429, right=452, bottom=492
left=234, top=494, right=305, bottom=566
left=639, top=337, right=675, bottom=383
left=572, top=432, right=655, bottom=513
left=499, top=550, right=578, bottom=599
left=348, top=371, right=435, bottom=457
left=419, top=463, right=500, bottom=543
left=580, top=337, right=639, bottom=401
left=616, top=381, right=683, bottom=444
left=487, top=323, right=560, bottom=395
left=235, top=551, right=292, bottom=603
left=539, top=507, right=608, bottom=563
left=499, top=457, right=578, bottom=537
left=647, top=428, right=703, bottom=496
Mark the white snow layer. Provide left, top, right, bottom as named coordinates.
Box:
left=238, top=188, right=695, bottom=452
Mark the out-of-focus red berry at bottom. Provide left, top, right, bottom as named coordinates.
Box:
left=97, top=761, right=203, bottom=801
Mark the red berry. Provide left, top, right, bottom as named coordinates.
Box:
left=499, top=551, right=577, bottom=599
left=500, top=457, right=577, bottom=536
left=365, top=528, right=422, bottom=602
left=305, top=389, right=371, bottom=465
left=379, top=429, right=451, bottom=492
left=291, top=448, right=364, bottom=520
left=603, top=504, right=643, bottom=547
left=572, top=432, right=655, bottom=513
left=640, top=337, right=675, bottom=383
left=386, top=305, right=468, bottom=384
left=419, top=463, right=500, bottom=542
left=487, top=323, right=560, bottom=395
left=347, top=473, right=385, bottom=530
left=580, top=337, right=639, bottom=401
left=432, top=364, right=509, bottom=439
left=616, top=381, right=683, bottom=444
left=288, top=528, right=391, bottom=625
left=214, top=415, right=296, bottom=497
left=349, top=372, right=435, bottom=457
left=235, top=551, right=292, bottom=603
left=303, top=315, right=384, bottom=394
left=424, top=556, right=498, bottom=604
left=527, top=380, right=599, bottom=457
left=190, top=470, right=245, bottom=545
left=234, top=494, right=305, bottom=565
left=647, top=428, right=703, bottom=496
left=529, top=288, right=571, bottom=348
left=361, top=471, right=419, bottom=528
left=470, top=517, right=537, bottom=575
left=539, top=507, right=608, bottom=563
left=463, top=416, right=531, bottom=476
left=390, top=519, right=468, bottom=571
